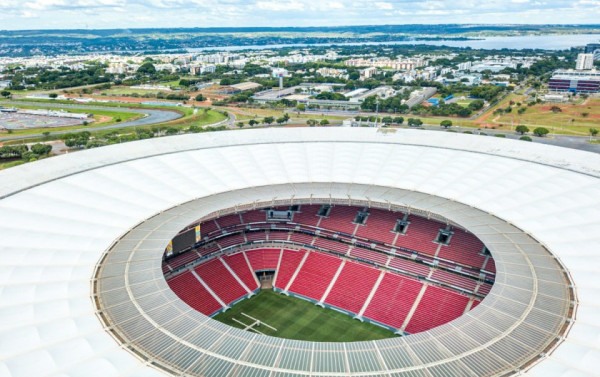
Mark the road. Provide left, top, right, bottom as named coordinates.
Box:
left=0, top=101, right=183, bottom=141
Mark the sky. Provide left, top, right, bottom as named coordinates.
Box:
left=0, top=0, right=599, bottom=30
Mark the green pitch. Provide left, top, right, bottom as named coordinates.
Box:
left=213, top=289, right=397, bottom=342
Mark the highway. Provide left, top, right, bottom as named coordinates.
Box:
left=0, top=101, right=183, bottom=141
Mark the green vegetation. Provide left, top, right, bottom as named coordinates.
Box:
left=213, top=290, right=396, bottom=342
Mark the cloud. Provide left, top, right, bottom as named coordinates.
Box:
left=0, top=0, right=598, bottom=29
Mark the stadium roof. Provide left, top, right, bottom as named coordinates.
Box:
left=1, top=128, right=599, bottom=377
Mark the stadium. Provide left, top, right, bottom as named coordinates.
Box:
left=1, top=127, right=599, bottom=377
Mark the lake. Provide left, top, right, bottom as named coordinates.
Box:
left=188, top=33, right=600, bottom=52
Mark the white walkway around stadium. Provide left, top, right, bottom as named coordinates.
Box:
left=0, top=128, right=599, bottom=377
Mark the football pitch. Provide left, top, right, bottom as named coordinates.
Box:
left=213, top=290, right=397, bottom=342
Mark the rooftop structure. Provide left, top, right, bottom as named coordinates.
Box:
left=0, top=128, right=598, bottom=377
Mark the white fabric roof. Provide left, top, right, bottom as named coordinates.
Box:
left=0, top=128, right=599, bottom=377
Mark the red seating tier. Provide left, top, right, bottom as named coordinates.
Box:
left=273, top=249, right=307, bottom=289
left=364, top=273, right=423, bottom=328
left=388, top=257, right=431, bottom=277
left=430, top=269, right=478, bottom=292
left=268, top=231, right=290, bottom=241
left=289, top=252, right=342, bottom=300
left=246, top=231, right=267, bottom=243
left=313, top=238, right=349, bottom=255
left=217, top=233, right=246, bottom=249
left=222, top=253, right=259, bottom=291
left=194, top=259, right=247, bottom=305
left=167, top=271, right=222, bottom=315
left=216, top=213, right=242, bottom=229
left=199, top=219, right=219, bottom=236
left=349, top=248, right=388, bottom=265
left=165, top=250, right=198, bottom=270
left=405, top=285, right=470, bottom=334
left=241, top=210, right=266, bottom=224
left=288, top=233, right=315, bottom=245
left=394, top=216, right=440, bottom=255
left=246, top=248, right=281, bottom=271
left=318, top=206, right=361, bottom=235
left=354, top=208, right=399, bottom=244
left=437, top=228, right=486, bottom=269
left=292, top=205, right=322, bottom=227
left=325, top=260, right=380, bottom=314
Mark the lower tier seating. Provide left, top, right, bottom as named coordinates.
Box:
left=405, top=285, right=470, bottom=334
left=288, top=252, right=342, bottom=301
left=222, top=253, right=259, bottom=291
left=324, top=260, right=380, bottom=314
left=363, top=273, right=423, bottom=328
left=167, top=271, right=222, bottom=316
left=194, top=259, right=247, bottom=305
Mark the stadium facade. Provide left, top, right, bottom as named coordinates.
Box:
left=0, top=128, right=599, bottom=377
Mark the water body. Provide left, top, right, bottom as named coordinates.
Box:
left=188, top=34, right=600, bottom=53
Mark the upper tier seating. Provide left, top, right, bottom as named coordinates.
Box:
left=437, top=228, right=486, bottom=269
left=215, top=213, right=242, bottom=229
left=354, top=208, right=399, bottom=245
left=394, top=216, right=440, bottom=255
left=318, top=206, right=361, bottom=235
left=292, top=205, right=322, bottom=227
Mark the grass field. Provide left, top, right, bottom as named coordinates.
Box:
left=213, top=290, right=396, bottom=342
left=474, top=94, right=600, bottom=135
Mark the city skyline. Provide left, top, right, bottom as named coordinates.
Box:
left=0, top=0, right=599, bottom=30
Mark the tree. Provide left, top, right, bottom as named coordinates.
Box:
left=515, top=125, right=530, bottom=135
left=165, top=127, right=179, bottom=135
left=320, top=119, right=330, bottom=126
left=306, top=119, right=317, bottom=127
left=407, top=118, right=423, bottom=127
left=590, top=128, right=599, bottom=138
left=42, top=131, right=51, bottom=139
left=30, top=143, right=52, bottom=156
left=248, top=119, right=258, bottom=127
left=468, top=99, right=485, bottom=111
left=520, top=136, right=533, bottom=142
left=263, top=116, right=274, bottom=125
left=550, top=106, right=562, bottom=113
left=296, top=104, right=306, bottom=112
left=276, top=117, right=286, bottom=126
left=0, top=90, right=11, bottom=98
left=195, top=94, right=205, bottom=101
left=282, top=113, right=290, bottom=122
left=49, top=93, right=58, bottom=99
left=440, top=120, right=453, bottom=128
left=137, top=62, right=156, bottom=74
left=381, top=116, right=393, bottom=125
left=237, top=122, right=244, bottom=128
left=533, top=127, right=549, bottom=137
left=393, top=117, right=404, bottom=125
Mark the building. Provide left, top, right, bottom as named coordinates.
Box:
left=360, top=67, right=377, bottom=80
left=585, top=43, right=600, bottom=60
left=549, top=69, right=600, bottom=93
left=576, top=53, right=595, bottom=70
